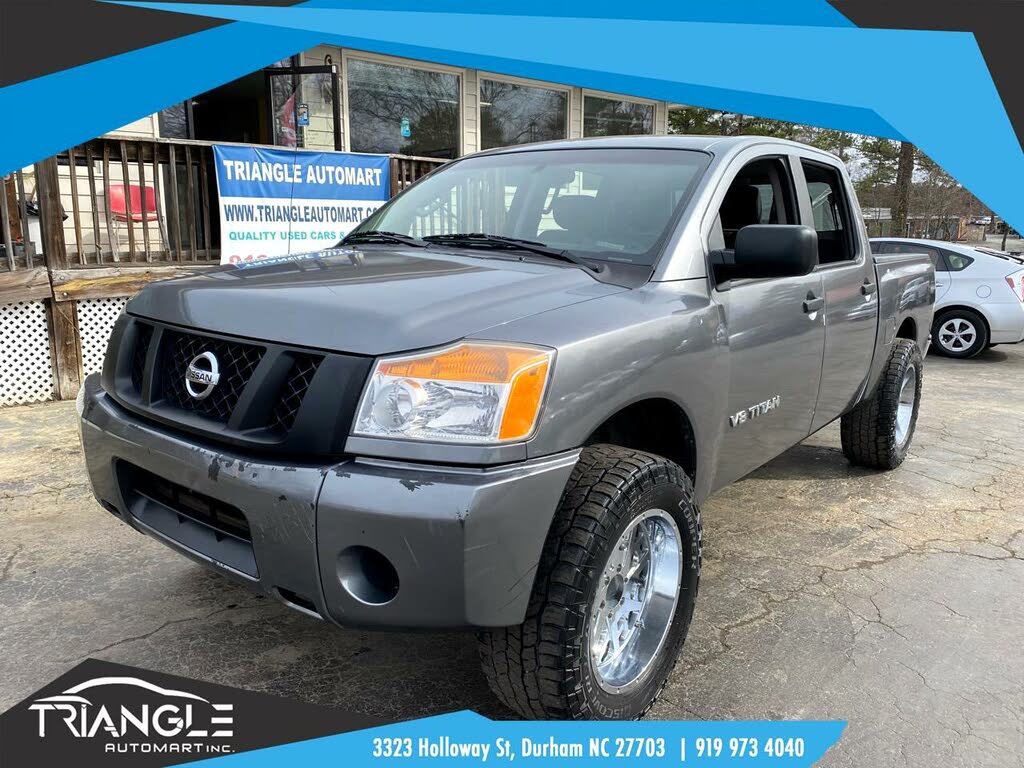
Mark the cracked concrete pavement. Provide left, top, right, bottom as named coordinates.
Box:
left=1, top=346, right=1022, bottom=766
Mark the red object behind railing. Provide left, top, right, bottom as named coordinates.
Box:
left=108, top=183, right=159, bottom=222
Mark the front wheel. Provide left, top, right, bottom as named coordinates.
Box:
left=841, top=339, right=923, bottom=470
left=478, top=445, right=701, bottom=720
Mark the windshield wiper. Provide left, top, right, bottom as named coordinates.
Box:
left=342, top=231, right=429, bottom=248
left=421, top=233, right=599, bottom=273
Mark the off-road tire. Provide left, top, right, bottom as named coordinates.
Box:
left=841, top=339, right=922, bottom=470
left=931, top=308, right=988, bottom=359
left=477, top=444, right=702, bottom=720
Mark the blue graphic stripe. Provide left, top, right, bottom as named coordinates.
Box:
left=0, top=23, right=319, bottom=175
left=297, top=0, right=855, bottom=27
left=103, top=2, right=1023, bottom=229
left=1, top=1, right=1020, bottom=229
left=187, top=711, right=846, bottom=767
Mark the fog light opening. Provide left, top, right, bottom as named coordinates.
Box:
left=337, top=546, right=399, bottom=605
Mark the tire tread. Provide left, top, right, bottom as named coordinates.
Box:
left=841, top=339, right=922, bottom=469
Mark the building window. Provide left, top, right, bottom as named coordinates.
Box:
left=480, top=79, right=567, bottom=149
left=583, top=95, right=654, bottom=137
left=346, top=58, right=460, bottom=158
left=158, top=102, right=193, bottom=139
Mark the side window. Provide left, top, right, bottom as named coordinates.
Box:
left=800, top=161, right=855, bottom=264
left=714, top=156, right=796, bottom=249
left=943, top=250, right=974, bottom=271
left=878, top=242, right=947, bottom=271
left=710, top=157, right=798, bottom=283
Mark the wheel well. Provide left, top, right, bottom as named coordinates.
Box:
left=934, top=304, right=991, bottom=334
left=895, top=317, right=917, bottom=341
left=584, top=398, right=697, bottom=482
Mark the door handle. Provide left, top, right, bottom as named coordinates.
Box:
left=803, top=295, right=825, bottom=313
left=861, top=280, right=877, bottom=296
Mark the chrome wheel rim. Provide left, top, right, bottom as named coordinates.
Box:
left=588, top=509, right=682, bottom=694
left=895, top=363, right=917, bottom=447
left=938, top=318, right=977, bottom=353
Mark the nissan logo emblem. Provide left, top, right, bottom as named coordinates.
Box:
left=185, top=351, right=220, bottom=400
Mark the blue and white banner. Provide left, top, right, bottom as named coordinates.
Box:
left=195, top=711, right=847, bottom=767
left=213, top=145, right=390, bottom=264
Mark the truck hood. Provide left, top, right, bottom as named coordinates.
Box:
left=127, top=248, right=626, bottom=356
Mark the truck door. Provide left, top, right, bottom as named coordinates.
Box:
left=799, top=160, right=879, bottom=432
left=709, top=155, right=826, bottom=486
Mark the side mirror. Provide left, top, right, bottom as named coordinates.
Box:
left=731, top=224, right=818, bottom=280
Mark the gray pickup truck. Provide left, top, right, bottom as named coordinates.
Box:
left=79, top=136, right=934, bottom=720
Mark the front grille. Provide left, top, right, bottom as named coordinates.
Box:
left=270, top=354, right=323, bottom=433
left=130, top=323, right=153, bottom=391
left=107, top=317, right=372, bottom=456
left=159, top=331, right=264, bottom=423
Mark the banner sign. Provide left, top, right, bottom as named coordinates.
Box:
left=213, top=145, right=390, bottom=265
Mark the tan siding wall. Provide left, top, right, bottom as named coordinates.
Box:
left=568, top=87, right=584, bottom=139
left=462, top=68, right=479, bottom=155
left=110, top=115, right=159, bottom=139
left=655, top=102, right=669, bottom=135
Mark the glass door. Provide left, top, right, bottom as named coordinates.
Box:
left=264, top=65, right=342, bottom=151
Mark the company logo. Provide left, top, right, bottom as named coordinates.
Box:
left=28, top=676, right=234, bottom=757
left=185, top=351, right=220, bottom=400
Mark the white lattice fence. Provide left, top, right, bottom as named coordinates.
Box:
left=77, top=297, right=129, bottom=377
left=0, top=301, right=56, bottom=406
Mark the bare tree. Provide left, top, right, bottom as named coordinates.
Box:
left=891, top=141, right=915, bottom=236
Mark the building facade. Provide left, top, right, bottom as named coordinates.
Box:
left=123, top=46, right=671, bottom=153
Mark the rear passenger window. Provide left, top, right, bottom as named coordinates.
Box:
left=800, top=161, right=855, bottom=264
left=874, top=241, right=948, bottom=271
left=943, top=251, right=973, bottom=271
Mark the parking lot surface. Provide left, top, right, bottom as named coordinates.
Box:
left=1, top=347, right=1022, bottom=766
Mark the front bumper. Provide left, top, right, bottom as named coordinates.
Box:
left=79, top=375, right=578, bottom=628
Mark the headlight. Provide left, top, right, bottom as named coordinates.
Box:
left=353, top=342, right=554, bottom=444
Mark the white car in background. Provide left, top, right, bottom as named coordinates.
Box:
left=871, top=237, right=1024, bottom=359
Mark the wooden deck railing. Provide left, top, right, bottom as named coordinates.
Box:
left=60, top=138, right=218, bottom=265
left=0, top=138, right=447, bottom=403
left=0, top=138, right=447, bottom=291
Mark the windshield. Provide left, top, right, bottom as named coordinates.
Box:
left=355, top=148, right=710, bottom=266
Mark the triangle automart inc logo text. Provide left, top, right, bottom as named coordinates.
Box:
left=2, top=659, right=384, bottom=767
left=28, top=675, right=235, bottom=758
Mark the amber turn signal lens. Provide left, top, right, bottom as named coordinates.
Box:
left=499, top=359, right=551, bottom=441
left=378, top=343, right=548, bottom=384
